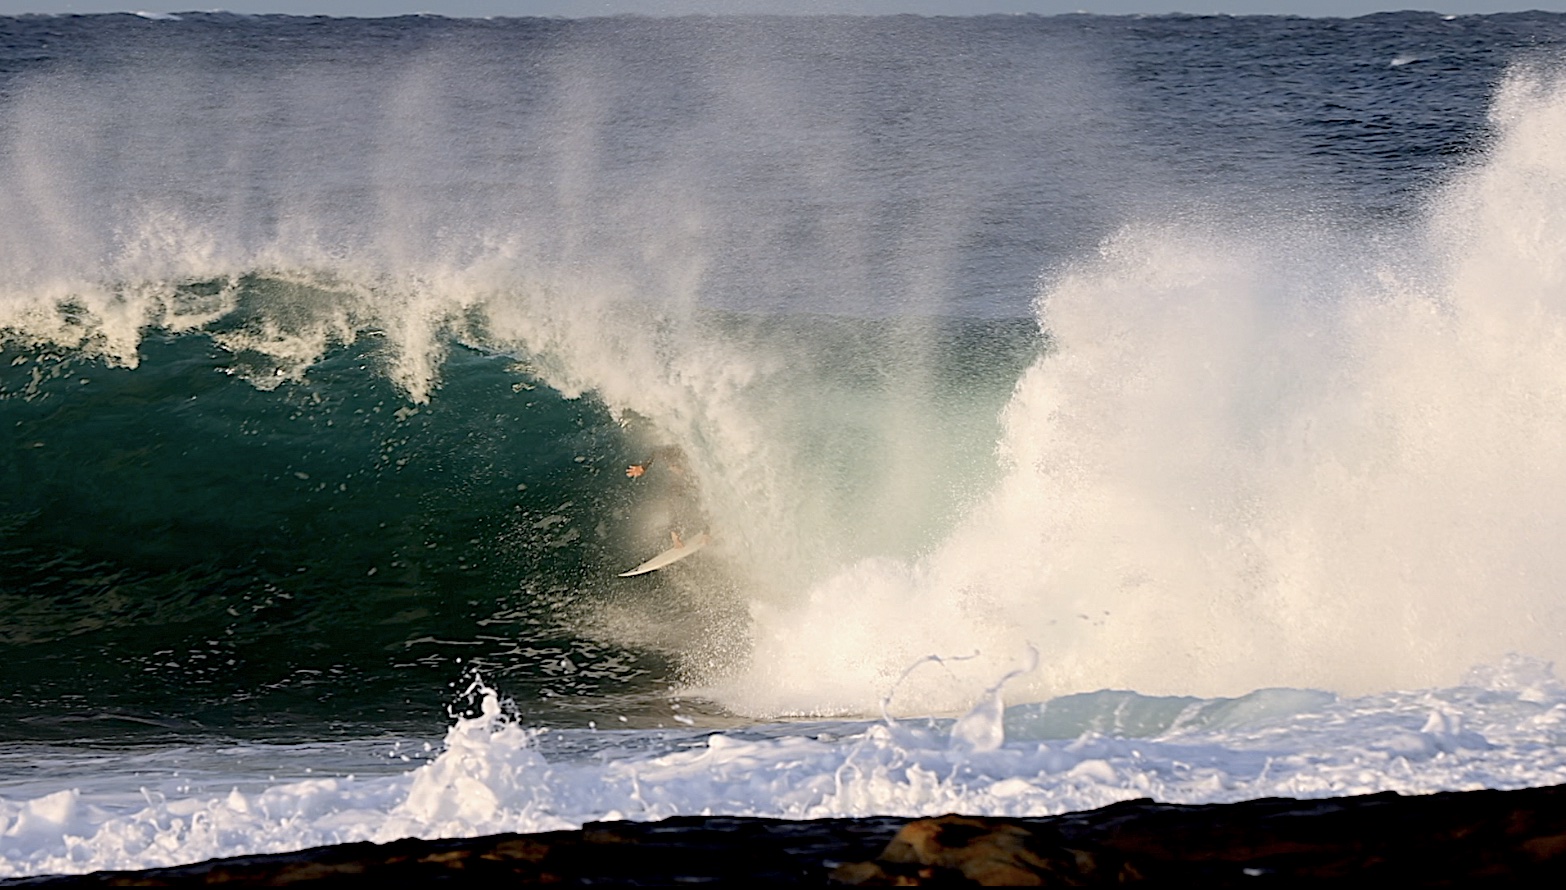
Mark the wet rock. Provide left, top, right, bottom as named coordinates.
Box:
left=831, top=814, right=1140, bottom=886
left=833, top=784, right=1566, bottom=886
left=5, top=784, right=1566, bottom=887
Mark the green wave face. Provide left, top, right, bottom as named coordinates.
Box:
left=0, top=318, right=649, bottom=739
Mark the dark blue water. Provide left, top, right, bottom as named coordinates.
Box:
left=2, top=11, right=1564, bottom=742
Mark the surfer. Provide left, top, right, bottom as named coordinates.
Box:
left=627, top=445, right=702, bottom=544
left=622, top=443, right=710, bottom=573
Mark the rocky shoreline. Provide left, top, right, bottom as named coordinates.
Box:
left=5, top=784, right=1565, bottom=886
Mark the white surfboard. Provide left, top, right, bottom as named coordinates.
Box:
left=618, top=532, right=710, bottom=577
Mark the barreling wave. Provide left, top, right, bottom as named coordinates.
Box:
left=0, top=258, right=1036, bottom=734
left=7, top=12, right=1566, bottom=730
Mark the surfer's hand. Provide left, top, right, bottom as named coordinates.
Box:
left=626, top=464, right=646, bottom=478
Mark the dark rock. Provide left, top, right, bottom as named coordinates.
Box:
left=831, top=813, right=1142, bottom=886
left=834, top=785, right=1566, bottom=886
left=6, top=784, right=1566, bottom=887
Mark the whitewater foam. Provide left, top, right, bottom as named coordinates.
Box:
left=5, top=662, right=1566, bottom=878
left=701, top=67, right=1566, bottom=717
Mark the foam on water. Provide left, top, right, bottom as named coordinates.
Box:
left=3, top=658, right=1566, bottom=878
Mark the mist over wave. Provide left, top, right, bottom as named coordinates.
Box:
left=0, top=15, right=1080, bottom=728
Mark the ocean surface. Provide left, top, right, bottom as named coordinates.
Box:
left=5, top=8, right=1566, bottom=877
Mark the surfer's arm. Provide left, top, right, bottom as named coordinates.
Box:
left=628, top=445, right=685, bottom=478
left=627, top=445, right=691, bottom=479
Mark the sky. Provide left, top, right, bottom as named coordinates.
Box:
left=1, top=0, right=1563, bottom=16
